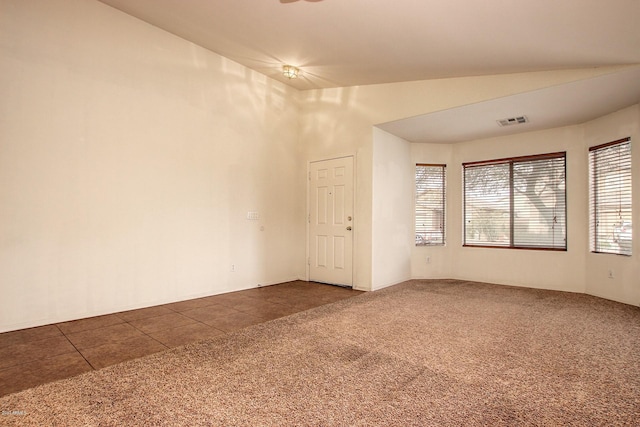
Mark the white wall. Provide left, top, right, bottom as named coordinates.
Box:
left=2, top=0, right=636, bottom=332
left=300, top=67, right=623, bottom=291
left=410, top=143, right=455, bottom=279
left=0, top=0, right=305, bottom=332
left=300, top=88, right=375, bottom=291
left=450, top=126, right=588, bottom=294
left=409, top=105, right=639, bottom=306
left=371, top=128, right=412, bottom=290
left=583, top=105, right=640, bottom=305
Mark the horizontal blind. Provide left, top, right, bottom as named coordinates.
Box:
left=464, top=162, right=510, bottom=246
left=513, top=156, right=566, bottom=249
left=590, top=138, right=632, bottom=256
left=463, top=152, right=566, bottom=250
left=415, top=164, right=445, bottom=246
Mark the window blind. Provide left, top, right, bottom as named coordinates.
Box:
left=589, top=138, right=632, bottom=256
left=463, top=152, right=566, bottom=250
left=415, top=164, right=445, bottom=246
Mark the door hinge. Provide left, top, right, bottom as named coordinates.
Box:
left=308, top=214, right=310, bottom=223
left=308, top=171, right=311, bottom=181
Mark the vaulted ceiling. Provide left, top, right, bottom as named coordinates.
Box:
left=98, top=0, right=640, bottom=142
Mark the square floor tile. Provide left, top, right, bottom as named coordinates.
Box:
left=244, top=304, right=300, bottom=321
left=0, top=336, right=77, bottom=370
left=231, top=299, right=291, bottom=314
left=181, top=305, right=242, bottom=324
left=202, top=311, right=267, bottom=333
left=79, top=335, right=167, bottom=370
left=128, top=312, right=197, bottom=334
left=237, top=287, right=277, bottom=299
left=117, top=306, right=175, bottom=322
left=65, top=323, right=146, bottom=351
left=260, top=294, right=310, bottom=307
left=202, top=293, right=256, bottom=308
left=163, top=297, right=217, bottom=313
left=56, top=314, right=125, bottom=335
left=0, top=325, right=62, bottom=347
left=147, top=323, right=224, bottom=348
left=0, top=351, right=92, bottom=397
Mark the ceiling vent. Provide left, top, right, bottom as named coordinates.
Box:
left=497, top=115, right=528, bottom=127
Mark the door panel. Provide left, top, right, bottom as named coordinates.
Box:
left=317, top=186, right=328, bottom=224
left=309, top=157, right=354, bottom=286
left=316, top=235, right=328, bottom=267
left=334, top=185, right=345, bottom=224
left=334, top=237, right=345, bottom=269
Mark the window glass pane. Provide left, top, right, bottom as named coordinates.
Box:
left=463, top=152, right=566, bottom=250
left=513, top=157, right=566, bottom=248
left=590, top=139, right=632, bottom=256
left=464, top=163, right=510, bottom=246
left=415, top=165, right=445, bottom=246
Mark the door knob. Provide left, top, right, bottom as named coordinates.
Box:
left=346, top=226, right=352, bottom=231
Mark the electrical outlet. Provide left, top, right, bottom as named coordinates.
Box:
left=231, top=264, right=236, bottom=272
left=608, top=269, right=614, bottom=279
left=426, top=256, right=431, bottom=264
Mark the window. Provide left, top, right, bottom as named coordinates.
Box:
left=415, top=164, right=445, bottom=246
left=463, top=152, right=566, bottom=250
left=589, top=138, right=632, bottom=256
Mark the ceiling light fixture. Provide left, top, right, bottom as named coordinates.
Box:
left=283, top=65, right=299, bottom=79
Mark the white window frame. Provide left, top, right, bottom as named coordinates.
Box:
left=589, top=137, right=632, bottom=256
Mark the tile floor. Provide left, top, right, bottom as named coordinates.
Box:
left=0, top=281, right=362, bottom=397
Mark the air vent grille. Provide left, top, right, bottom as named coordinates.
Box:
left=497, top=116, right=528, bottom=127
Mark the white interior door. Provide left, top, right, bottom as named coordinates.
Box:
left=309, top=156, right=354, bottom=286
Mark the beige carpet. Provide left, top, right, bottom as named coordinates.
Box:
left=1, top=280, right=639, bottom=426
